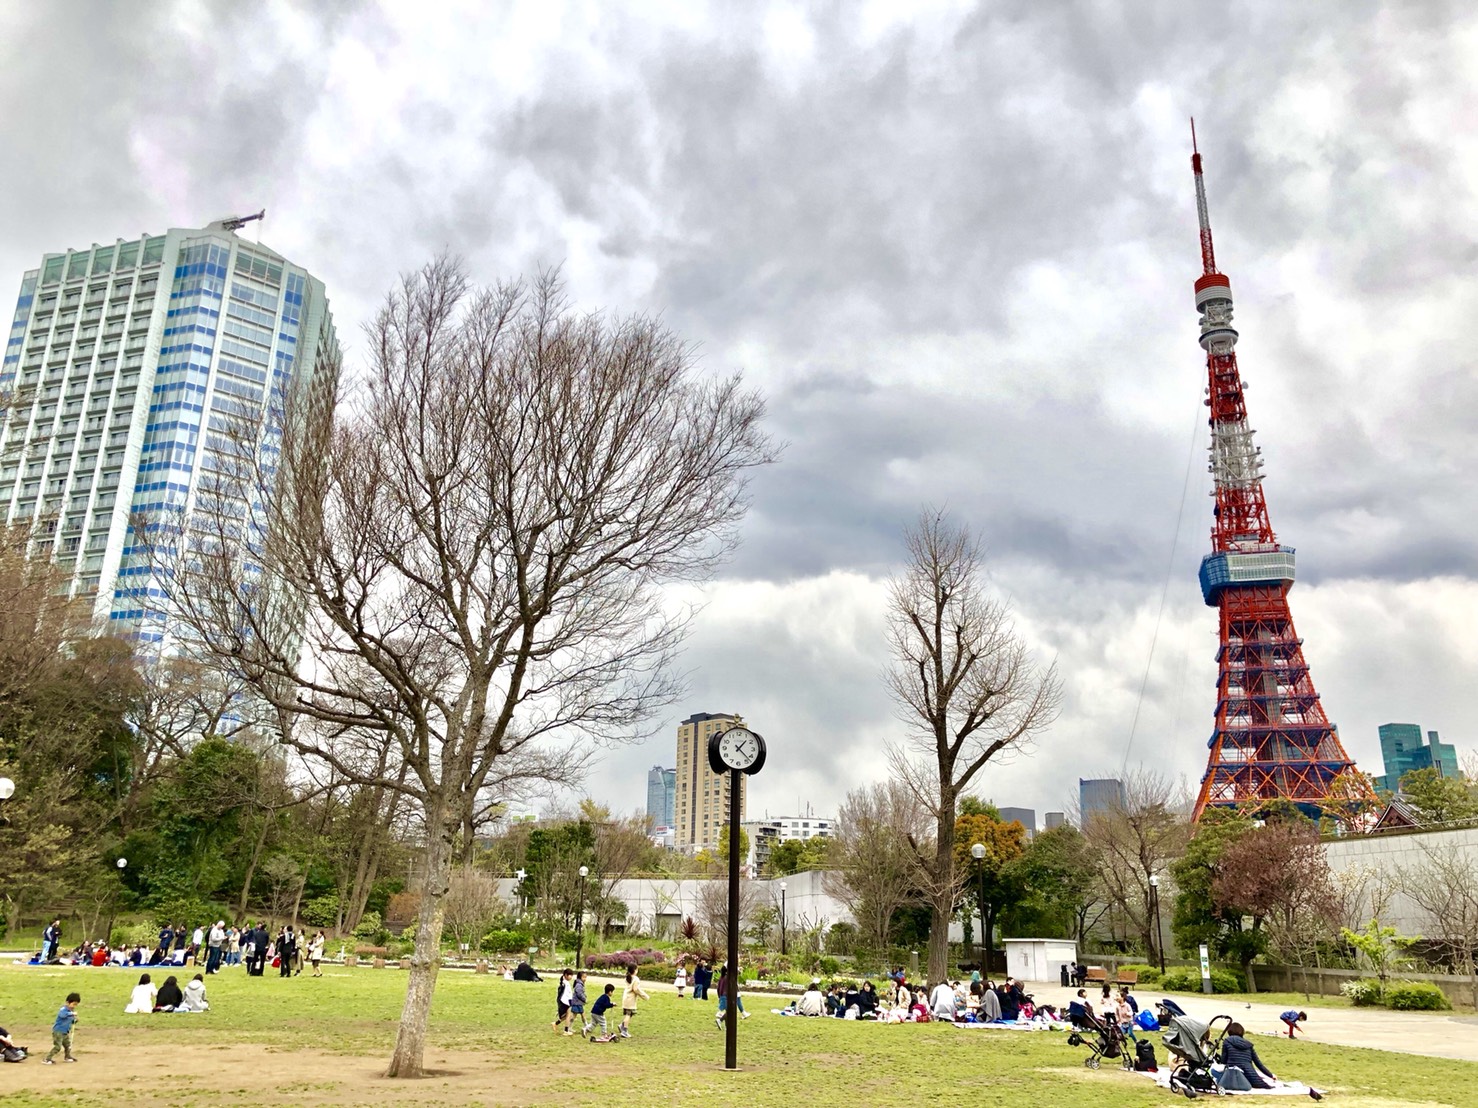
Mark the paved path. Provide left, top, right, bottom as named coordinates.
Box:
left=1025, top=980, right=1478, bottom=1064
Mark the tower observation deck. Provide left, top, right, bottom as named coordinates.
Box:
left=1186, top=126, right=1375, bottom=822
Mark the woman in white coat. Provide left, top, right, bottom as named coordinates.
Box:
left=180, top=973, right=210, bottom=1012
left=124, top=973, right=157, bottom=1014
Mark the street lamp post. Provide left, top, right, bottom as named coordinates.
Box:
left=1149, top=873, right=1165, bottom=974
left=778, top=881, right=787, bottom=956
left=970, top=843, right=987, bottom=971
left=576, top=865, right=589, bottom=970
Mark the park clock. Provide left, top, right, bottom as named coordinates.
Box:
left=708, top=725, right=766, bottom=776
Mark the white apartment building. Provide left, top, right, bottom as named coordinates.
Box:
left=1, top=221, right=338, bottom=642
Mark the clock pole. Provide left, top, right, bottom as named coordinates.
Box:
left=724, top=764, right=740, bottom=1070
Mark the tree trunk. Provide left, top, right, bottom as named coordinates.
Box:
left=237, top=815, right=272, bottom=921
left=386, top=799, right=455, bottom=1078
left=1243, top=956, right=1257, bottom=994
left=927, top=825, right=954, bottom=985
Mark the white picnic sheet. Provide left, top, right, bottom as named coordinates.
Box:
left=948, top=1019, right=1068, bottom=1031
left=1146, top=1068, right=1319, bottom=1096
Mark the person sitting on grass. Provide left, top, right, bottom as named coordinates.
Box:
left=796, top=981, right=826, bottom=1017
left=1220, top=1022, right=1277, bottom=1090
left=180, top=974, right=209, bottom=1012
left=155, top=975, right=184, bottom=1012
left=929, top=979, right=957, bottom=1022
left=125, top=973, right=158, bottom=1014
left=1067, top=988, right=1092, bottom=1028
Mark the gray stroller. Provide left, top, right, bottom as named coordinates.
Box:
left=1161, top=1012, right=1231, bottom=1098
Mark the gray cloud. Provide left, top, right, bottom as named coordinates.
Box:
left=3, top=0, right=1475, bottom=819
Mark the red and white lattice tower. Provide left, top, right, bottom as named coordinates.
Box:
left=1187, top=125, right=1375, bottom=822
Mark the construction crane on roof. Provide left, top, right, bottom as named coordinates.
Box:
left=214, top=209, right=266, bottom=233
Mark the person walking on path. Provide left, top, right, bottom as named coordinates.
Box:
left=619, top=969, right=649, bottom=1039
left=44, top=993, right=81, bottom=1064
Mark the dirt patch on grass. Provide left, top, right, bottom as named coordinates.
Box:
left=5, top=1034, right=573, bottom=1106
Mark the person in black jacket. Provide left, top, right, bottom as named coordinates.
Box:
left=155, top=975, right=184, bottom=1011
left=1220, top=1023, right=1276, bottom=1089
left=693, top=960, right=711, bottom=1000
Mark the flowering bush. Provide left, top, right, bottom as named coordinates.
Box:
left=583, top=947, right=667, bottom=971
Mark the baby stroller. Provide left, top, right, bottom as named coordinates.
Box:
left=1161, top=1012, right=1232, bottom=1099
left=1066, top=1010, right=1132, bottom=1071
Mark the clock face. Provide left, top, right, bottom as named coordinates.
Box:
left=717, top=726, right=761, bottom=770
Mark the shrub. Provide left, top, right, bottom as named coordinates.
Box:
left=481, top=929, right=533, bottom=954
left=1159, top=967, right=1245, bottom=994
left=352, top=911, right=383, bottom=939
left=301, top=895, right=340, bottom=929
left=819, top=956, right=841, bottom=977
left=1340, top=978, right=1382, bottom=1006
left=1117, top=963, right=1161, bottom=985
left=111, top=921, right=159, bottom=949
left=152, top=897, right=219, bottom=933
left=1385, top=981, right=1451, bottom=1011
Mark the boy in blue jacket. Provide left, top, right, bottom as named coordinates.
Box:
left=44, top=993, right=81, bottom=1063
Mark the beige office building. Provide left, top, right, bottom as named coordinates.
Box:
left=674, top=711, right=748, bottom=853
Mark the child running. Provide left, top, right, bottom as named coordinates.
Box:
left=619, top=969, right=649, bottom=1039
left=590, top=983, right=616, bottom=1039
left=44, top=992, right=81, bottom=1064
left=553, top=969, right=575, bottom=1033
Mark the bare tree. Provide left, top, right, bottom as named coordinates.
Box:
left=442, top=866, right=503, bottom=954
left=695, top=877, right=762, bottom=947
left=1082, top=772, right=1191, bottom=964
left=1402, top=846, right=1478, bottom=1009
left=884, top=511, right=1061, bottom=983
left=825, top=780, right=926, bottom=958
left=146, top=262, right=773, bottom=1076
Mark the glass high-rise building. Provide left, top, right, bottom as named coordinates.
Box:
left=645, top=765, right=676, bottom=831
left=1078, top=777, right=1126, bottom=819
left=1, top=221, right=338, bottom=643
left=1373, top=723, right=1460, bottom=793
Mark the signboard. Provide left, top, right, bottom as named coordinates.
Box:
left=1198, top=943, right=1212, bottom=994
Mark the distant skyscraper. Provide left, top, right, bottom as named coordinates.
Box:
left=1079, top=778, right=1126, bottom=818
left=673, top=712, right=748, bottom=852
left=998, top=806, right=1037, bottom=835
left=1374, top=723, right=1459, bottom=792
left=1, top=220, right=338, bottom=642
left=1044, top=811, right=1066, bottom=831
left=645, top=765, right=676, bottom=830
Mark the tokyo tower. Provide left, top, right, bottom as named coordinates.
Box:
left=1187, top=125, right=1374, bottom=822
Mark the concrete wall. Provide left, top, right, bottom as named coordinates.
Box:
left=495, top=869, right=853, bottom=937
left=1323, top=824, right=1478, bottom=937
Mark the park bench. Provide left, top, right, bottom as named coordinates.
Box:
left=1085, top=966, right=1108, bottom=985
left=1114, top=969, right=1139, bottom=987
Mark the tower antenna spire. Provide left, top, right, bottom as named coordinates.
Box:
left=1190, top=118, right=1217, bottom=276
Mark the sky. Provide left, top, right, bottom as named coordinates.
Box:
left=3, top=0, right=1476, bottom=823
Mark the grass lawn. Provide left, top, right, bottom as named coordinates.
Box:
left=0, top=963, right=1474, bottom=1107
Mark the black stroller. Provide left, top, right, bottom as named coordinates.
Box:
left=1161, top=1011, right=1232, bottom=1099
left=1067, top=1010, right=1133, bottom=1071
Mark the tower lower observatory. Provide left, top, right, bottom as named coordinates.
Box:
left=1187, top=127, right=1374, bottom=822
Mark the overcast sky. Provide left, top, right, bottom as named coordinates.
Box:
left=4, top=1, right=1475, bottom=823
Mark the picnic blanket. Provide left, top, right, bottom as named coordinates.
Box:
left=949, top=1019, right=1068, bottom=1032
left=1146, top=1069, right=1320, bottom=1096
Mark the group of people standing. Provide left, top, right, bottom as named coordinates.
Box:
left=239, top=923, right=327, bottom=977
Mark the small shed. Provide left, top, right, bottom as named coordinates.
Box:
left=1003, top=938, right=1077, bottom=984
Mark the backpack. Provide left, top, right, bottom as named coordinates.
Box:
left=3, top=1046, right=27, bottom=1063
left=1133, top=1039, right=1158, bottom=1071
